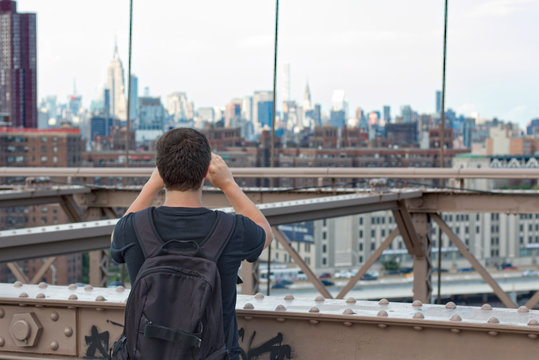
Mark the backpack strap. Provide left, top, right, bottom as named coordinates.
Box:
left=200, top=211, right=235, bottom=262
left=134, top=208, right=235, bottom=261
left=133, top=207, right=163, bottom=259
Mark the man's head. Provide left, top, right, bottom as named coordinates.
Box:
left=155, top=128, right=211, bottom=192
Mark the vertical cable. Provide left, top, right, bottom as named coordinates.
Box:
left=125, top=0, right=134, bottom=167
left=440, top=0, right=448, bottom=168
left=271, top=0, right=279, bottom=170
left=268, top=0, right=279, bottom=295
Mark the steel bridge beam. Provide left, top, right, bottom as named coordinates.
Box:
left=407, top=191, right=539, bottom=214
left=0, top=191, right=421, bottom=263
left=1, top=166, right=538, bottom=179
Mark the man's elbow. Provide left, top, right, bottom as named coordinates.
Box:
left=263, top=227, right=273, bottom=250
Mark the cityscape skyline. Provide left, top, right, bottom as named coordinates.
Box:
left=15, top=0, right=539, bottom=127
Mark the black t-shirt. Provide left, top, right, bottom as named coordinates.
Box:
left=110, top=206, right=265, bottom=359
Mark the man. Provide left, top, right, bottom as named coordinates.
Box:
left=111, top=128, right=272, bottom=359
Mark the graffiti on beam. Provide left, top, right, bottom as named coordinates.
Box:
left=239, top=328, right=292, bottom=360
left=84, top=325, right=110, bottom=359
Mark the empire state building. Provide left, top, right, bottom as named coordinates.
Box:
left=106, top=42, right=128, bottom=121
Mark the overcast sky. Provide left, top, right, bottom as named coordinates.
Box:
left=17, top=0, right=539, bottom=127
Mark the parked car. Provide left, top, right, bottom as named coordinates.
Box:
left=335, top=270, right=353, bottom=279
left=277, top=279, right=293, bottom=286
left=498, top=263, right=514, bottom=270
left=457, top=267, right=475, bottom=272
left=361, top=273, right=378, bottom=281
left=386, top=269, right=400, bottom=275
left=502, top=266, right=518, bottom=271
left=318, top=273, right=332, bottom=279
left=432, top=268, right=449, bottom=273
left=399, top=267, right=413, bottom=274
left=522, top=270, right=538, bottom=277
left=271, top=283, right=288, bottom=289
left=321, top=279, right=335, bottom=286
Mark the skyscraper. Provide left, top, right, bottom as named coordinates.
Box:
left=106, top=42, right=128, bottom=121
left=383, top=106, right=391, bottom=124
left=0, top=0, right=37, bottom=128
left=436, top=90, right=442, bottom=114
left=129, top=74, right=139, bottom=121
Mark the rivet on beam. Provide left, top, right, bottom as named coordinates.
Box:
left=412, top=300, right=422, bottom=308
left=254, top=293, right=265, bottom=300
left=413, top=312, right=424, bottom=320
left=275, top=305, right=286, bottom=312
left=284, top=294, right=294, bottom=301
left=450, top=328, right=461, bottom=334
left=488, top=331, right=498, bottom=337
left=487, top=317, right=499, bottom=324
left=343, top=322, right=353, bottom=327
left=309, top=307, right=319, bottom=313
left=38, top=282, right=48, bottom=289
left=527, top=319, right=538, bottom=326
left=68, top=284, right=77, bottom=290
left=481, top=304, right=492, bottom=311
left=378, top=299, right=389, bottom=306
left=68, top=294, right=78, bottom=300
left=50, top=340, right=59, bottom=351
left=64, top=327, right=73, bottom=337
left=450, top=314, right=462, bottom=322
left=343, top=308, right=355, bottom=315
left=413, top=326, right=423, bottom=331
left=84, top=285, right=93, bottom=291
left=243, top=303, right=254, bottom=310
left=445, top=302, right=456, bottom=309
left=19, top=292, right=28, bottom=298
left=346, top=297, right=357, bottom=304
left=377, top=310, right=388, bottom=317
left=314, top=296, right=325, bottom=302
left=14, top=281, right=23, bottom=288
left=377, top=324, right=388, bottom=329
left=528, top=334, right=538, bottom=340
left=36, top=293, right=45, bottom=299
left=96, top=295, right=106, bottom=302
left=0, top=337, right=4, bottom=347
left=116, top=286, right=125, bottom=293
left=50, top=312, right=59, bottom=321
left=518, top=306, right=529, bottom=313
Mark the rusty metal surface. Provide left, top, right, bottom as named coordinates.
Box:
left=0, top=284, right=538, bottom=359
left=407, top=190, right=539, bottom=214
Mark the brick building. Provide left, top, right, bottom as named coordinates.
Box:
left=0, top=127, right=84, bottom=284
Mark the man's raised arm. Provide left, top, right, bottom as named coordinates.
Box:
left=206, top=153, right=273, bottom=249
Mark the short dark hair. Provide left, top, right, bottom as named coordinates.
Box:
left=155, top=128, right=211, bottom=191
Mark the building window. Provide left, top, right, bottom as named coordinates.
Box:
left=322, top=257, right=327, bottom=266
left=359, top=217, right=363, bottom=225
left=322, top=244, right=327, bottom=253
left=41, top=156, right=47, bottom=163
left=371, top=229, right=375, bottom=237
left=323, top=232, right=327, bottom=240
left=359, top=230, right=363, bottom=238
left=370, top=242, right=375, bottom=251
left=359, top=243, right=363, bottom=251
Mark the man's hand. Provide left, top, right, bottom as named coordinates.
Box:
left=147, top=167, right=165, bottom=192
left=207, top=153, right=236, bottom=191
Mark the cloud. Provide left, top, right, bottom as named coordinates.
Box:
left=455, top=103, right=479, bottom=116
left=466, top=0, right=537, bottom=18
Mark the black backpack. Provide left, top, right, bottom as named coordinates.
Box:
left=112, top=207, right=235, bottom=360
